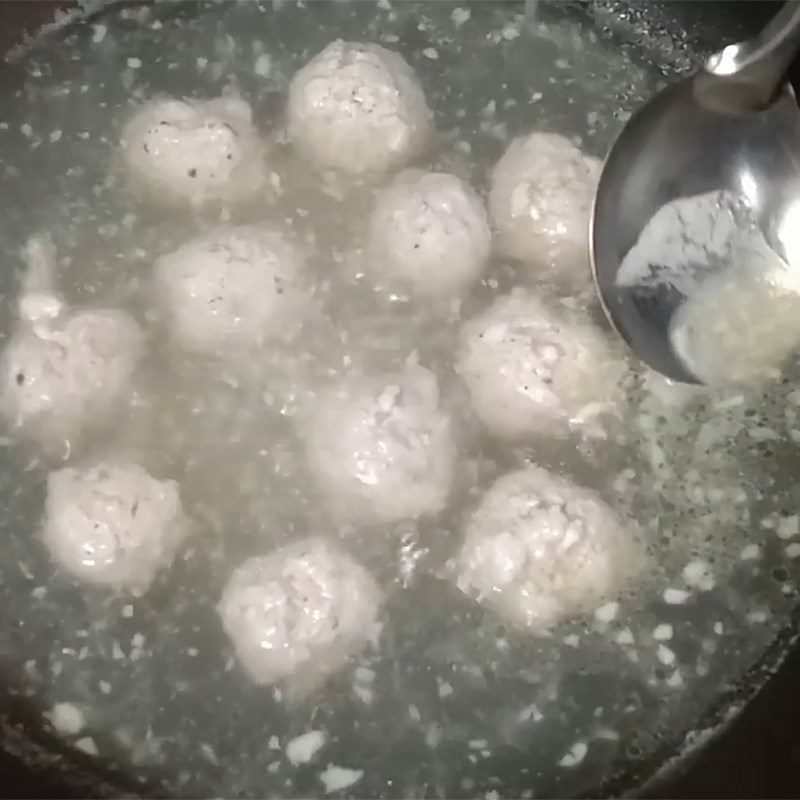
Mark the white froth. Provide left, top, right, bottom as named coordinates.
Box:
left=594, top=601, right=619, bottom=623
left=47, top=702, right=85, bottom=735
left=617, top=190, right=800, bottom=385
left=653, top=623, right=673, bottom=641
left=286, top=730, right=327, bottom=765
left=558, top=741, right=588, bottom=768
left=682, top=559, right=715, bottom=592
left=319, top=765, right=364, bottom=793
left=663, top=587, right=690, bottom=605
left=671, top=261, right=800, bottom=386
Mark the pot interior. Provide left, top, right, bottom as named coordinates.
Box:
left=0, top=2, right=797, bottom=797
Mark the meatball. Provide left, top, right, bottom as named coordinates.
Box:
left=43, top=461, right=186, bottom=593
left=121, top=95, right=265, bottom=206
left=488, top=132, right=600, bottom=287
left=153, top=225, right=308, bottom=355
left=456, top=290, right=625, bottom=440
left=366, top=169, right=491, bottom=298
left=1, top=302, right=144, bottom=446
left=300, top=366, right=455, bottom=523
left=456, top=465, right=639, bottom=633
left=287, top=40, right=433, bottom=175
left=218, top=537, right=381, bottom=692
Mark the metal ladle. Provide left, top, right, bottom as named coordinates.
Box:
left=591, top=1, right=800, bottom=384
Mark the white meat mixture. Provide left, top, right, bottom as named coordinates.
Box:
left=299, top=366, right=455, bottom=523
left=43, top=461, right=186, bottom=593
left=366, top=169, right=491, bottom=297
left=153, top=225, right=309, bottom=355
left=287, top=39, right=433, bottom=175
left=456, top=465, right=641, bottom=633
left=0, top=238, right=143, bottom=449
left=1, top=309, right=143, bottom=445
left=121, top=95, right=265, bottom=206
left=217, top=537, right=381, bottom=693
left=456, top=289, right=625, bottom=440
left=489, top=131, right=600, bottom=288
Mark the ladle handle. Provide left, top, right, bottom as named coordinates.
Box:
left=703, top=0, right=800, bottom=109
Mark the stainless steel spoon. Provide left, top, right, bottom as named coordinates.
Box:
left=591, top=1, right=800, bottom=384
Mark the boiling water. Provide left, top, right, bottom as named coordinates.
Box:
left=0, top=2, right=798, bottom=797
